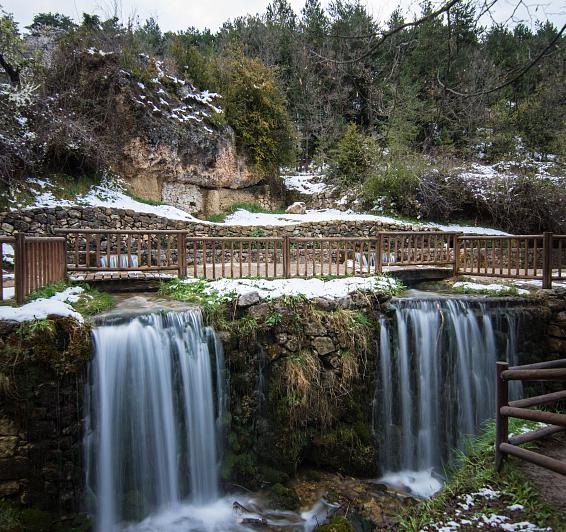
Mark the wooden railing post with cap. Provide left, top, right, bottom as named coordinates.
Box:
left=282, top=236, right=290, bottom=278
left=177, top=233, right=187, bottom=278
left=542, top=232, right=553, bottom=289
left=453, top=234, right=462, bottom=276
left=14, top=233, right=27, bottom=305
left=495, top=361, right=509, bottom=471
left=376, top=234, right=383, bottom=273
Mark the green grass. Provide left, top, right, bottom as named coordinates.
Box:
left=128, top=193, right=167, bottom=207
left=398, top=419, right=566, bottom=531
left=451, top=284, right=521, bottom=297
left=24, top=281, right=114, bottom=317
left=207, top=202, right=286, bottom=223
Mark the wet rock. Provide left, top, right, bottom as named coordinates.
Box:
left=312, top=336, right=336, bottom=355
left=312, top=297, right=338, bottom=311
left=284, top=336, right=300, bottom=352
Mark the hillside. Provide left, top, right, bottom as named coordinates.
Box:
left=0, top=4, right=565, bottom=233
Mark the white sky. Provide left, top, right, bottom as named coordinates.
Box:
left=4, top=0, right=565, bottom=33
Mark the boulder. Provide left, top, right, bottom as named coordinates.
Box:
left=285, top=202, right=306, bottom=214
left=237, top=291, right=261, bottom=308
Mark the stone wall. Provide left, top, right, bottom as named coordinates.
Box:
left=545, top=288, right=566, bottom=355
left=0, top=318, right=90, bottom=520
left=218, top=293, right=386, bottom=488
left=0, top=205, right=419, bottom=238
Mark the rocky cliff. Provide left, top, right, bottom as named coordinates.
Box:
left=1, top=47, right=268, bottom=216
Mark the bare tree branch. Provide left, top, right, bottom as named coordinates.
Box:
left=310, top=0, right=464, bottom=65
left=437, top=23, right=565, bottom=97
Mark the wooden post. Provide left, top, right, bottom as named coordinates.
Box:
left=453, top=234, right=462, bottom=276
left=178, top=233, right=187, bottom=279
left=283, top=237, right=290, bottom=278
left=377, top=234, right=383, bottom=273
left=542, top=232, right=553, bottom=289
left=14, top=233, right=27, bottom=305
left=61, top=236, right=68, bottom=281
left=495, top=361, right=509, bottom=471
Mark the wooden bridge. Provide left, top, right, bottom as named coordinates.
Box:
left=2, top=229, right=565, bottom=304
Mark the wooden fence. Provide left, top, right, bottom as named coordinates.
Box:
left=1, top=230, right=563, bottom=303
left=2, top=234, right=67, bottom=304
left=53, top=230, right=463, bottom=280
left=496, top=359, right=566, bottom=475
left=53, top=229, right=566, bottom=286
left=456, top=233, right=565, bottom=285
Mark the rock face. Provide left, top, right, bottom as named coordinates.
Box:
left=1, top=48, right=266, bottom=215
left=0, top=317, right=90, bottom=515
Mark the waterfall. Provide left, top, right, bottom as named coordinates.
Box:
left=376, top=297, right=527, bottom=496
left=84, top=309, right=225, bottom=531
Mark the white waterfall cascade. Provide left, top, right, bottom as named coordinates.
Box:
left=84, top=309, right=226, bottom=531
left=84, top=307, right=333, bottom=532
left=375, top=297, right=525, bottom=498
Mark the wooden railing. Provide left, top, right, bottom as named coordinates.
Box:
left=496, top=359, right=566, bottom=475
left=39, top=229, right=566, bottom=288
left=3, top=234, right=67, bottom=304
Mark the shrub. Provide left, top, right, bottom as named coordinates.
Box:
left=215, top=48, right=296, bottom=177
left=329, top=123, right=373, bottom=186
left=363, top=152, right=422, bottom=214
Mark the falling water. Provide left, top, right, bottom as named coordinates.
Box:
left=376, top=297, right=529, bottom=496
left=84, top=309, right=225, bottom=531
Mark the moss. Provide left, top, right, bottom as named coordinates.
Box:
left=317, top=516, right=355, bottom=531
left=0, top=500, right=54, bottom=532
left=25, top=281, right=113, bottom=317
left=220, top=451, right=258, bottom=484
left=268, top=483, right=300, bottom=511
left=4, top=316, right=91, bottom=375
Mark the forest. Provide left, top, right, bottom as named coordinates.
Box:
left=1, top=0, right=565, bottom=231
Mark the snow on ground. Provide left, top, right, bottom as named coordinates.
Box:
left=431, top=221, right=508, bottom=235
left=282, top=172, right=332, bottom=195
left=453, top=281, right=529, bottom=295
left=454, top=158, right=565, bottom=205
left=223, top=207, right=509, bottom=234
left=183, top=275, right=401, bottom=301
left=0, top=286, right=85, bottom=323
left=513, top=279, right=566, bottom=290
left=10, top=177, right=201, bottom=222
left=423, top=485, right=551, bottom=532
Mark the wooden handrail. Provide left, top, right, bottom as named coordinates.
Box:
left=496, top=360, right=566, bottom=476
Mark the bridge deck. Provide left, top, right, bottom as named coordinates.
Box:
left=68, top=264, right=454, bottom=290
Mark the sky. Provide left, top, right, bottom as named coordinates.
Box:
left=4, top=0, right=565, bottom=33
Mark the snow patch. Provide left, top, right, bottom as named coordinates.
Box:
left=452, top=281, right=529, bottom=295
left=283, top=172, right=331, bottom=195
left=0, top=287, right=85, bottom=323
left=181, top=275, right=401, bottom=301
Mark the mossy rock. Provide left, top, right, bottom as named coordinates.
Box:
left=318, top=516, right=355, bottom=531
left=268, top=483, right=300, bottom=511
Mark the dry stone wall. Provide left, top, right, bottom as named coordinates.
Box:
left=545, top=288, right=566, bottom=355
left=0, top=206, right=421, bottom=238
